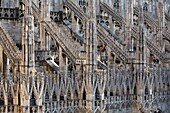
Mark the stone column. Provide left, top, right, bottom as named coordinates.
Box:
left=21, top=15, right=25, bottom=74
left=65, top=57, right=68, bottom=81
left=121, top=0, right=125, bottom=17
left=13, top=84, right=19, bottom=113
left=138, top=0, right=146, bottom=73
left=40, top=25, right=46, bottom=51
left=5, top=106, right=8, bottom=113
left=13, top=65, right=18, bottom=84
left=6, top=58, right=10, bottom=76
left=85, top=0, right=97, bottom=112
left=76, top=18, right=80, bottom=32
left=59, top=46, right=64, bottom=72
left=45, top=32, right=47, bottom=52
left=48, top=35, right=51, bottom=51
left=156, top=2, right=164, bottom=50
left=27, top=15, right=35, bottom=74
left=108, top=15, right=113, bottom=31
left=37, top=106, right=41, bottom=113
left=14, top=105, right=18, bottom=113
left=40, top=0, right=44, bottom=19
left=137, top=1, right=146, bottom=111
left=131, top=0, right=134, bottom=26
left=71, top=11, right=76, bottom=32
left=45, top=32, right=50, bottom=51
left=85, top=0, right=97, bottom=73
left=39, top=0, right=46, bottom=52
left=0, top=45, right=3, bottom=73
left=107, top=47, right=112, bottom=68
left=45, top=0, right=51, bottom=21
left=162, top=2, right=165, bottom=52
left=3, top=53, right=7, bottom=76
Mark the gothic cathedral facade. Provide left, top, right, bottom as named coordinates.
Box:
left=0, top=0, right=169, bottom=113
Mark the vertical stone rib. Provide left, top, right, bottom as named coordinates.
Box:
left=86, top=0, right=97, bottom=73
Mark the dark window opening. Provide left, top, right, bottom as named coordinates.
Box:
left=83, top=89, right=86, bottom=100
left=30, top=93, right=36, bottom=106
left=60, top=96, right=64, bottom=101
left=110, top=91, right=113, bottom=96
left=52, top=93, right=57, bottom=101
left=4, top=13, right=8, bottom=17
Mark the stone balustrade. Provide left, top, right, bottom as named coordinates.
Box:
left=107, top=95, right=132, bottom=104
left=97, top=24, right=128, bottom=63
left=0, top=105, right=15, bottom=113
left=0, top=7, right=19, bottom=19
left=0, top=67, right=169, bottom=112
left=100, top=2, right=125, bottom=24
left=42, top=21, right=80, bottom=62
left=35, top=50, right=58, bottom=61
left=133, top=6, right=158, bottom=27
left=142, top=90, right=170, bottom=103
left=32, top=1, right=40, bottom=18
left=79, top=51, right=86, bottom=59
left=146, top=38, right=164, bottom=60
left=64, top=0, right=87, bottom=21
left=97, top=23, right=124, bottom=50
left=63, top=20, right=84, bottom=43
left=0, top=25, right=21, bottom=64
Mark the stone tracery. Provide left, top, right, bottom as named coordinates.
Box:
left=0, top=0, right=169, bottom=112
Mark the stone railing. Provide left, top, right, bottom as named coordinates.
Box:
left=163, top=30, right=170, bottom=41
left=64, top=0, right=87, bottom=21
left=142, top=91, right=170, bottom=103
left=0, top=67, right=169, bottom=113
left=146, top=38, right=164, bottom=60
left=35, top=50, right=58, bottom=61
left=97, top=24, right=128, bottom=63
left=62, top=20, right=86, bottom=62
left=131, top=26, right=139, bottom=37
left=0, top=7, right=19, bottom=19
left=44, top=99, right=106, bottom=112
left=143, top=11, right=158, bottom=27
left=76, top=51, right=86, bottom=64
left=63, top=20, right=84, bottom=43
left=106, top=95, right=137, bottom=105
left=97, top=23, right=123, bottom=49
left=133, top=7, right=158, bottom=27
left=32, top=1, right=40, bottom=18
left=132, top=26, right=164, bottom=61
left=50, top=11, right=63, bottom=23
left=0, top=25, right=21, bottom=63
left=78, top=51, right=86, bottom=59
left=17, top=91, right=169, bottom=113
left=44, top=100, right=81, bottom=112
left=42, top=21, right=79, bottom=62
left=100, top=2, right=125, bottom=24
left=0, top=105, right=15, bottom=113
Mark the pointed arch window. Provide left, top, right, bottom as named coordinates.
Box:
left=114, top=0, right=119, bottom=9
left=143, top=2, right=148, bottom=12
left=79, top=0, right=87, bottom=13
